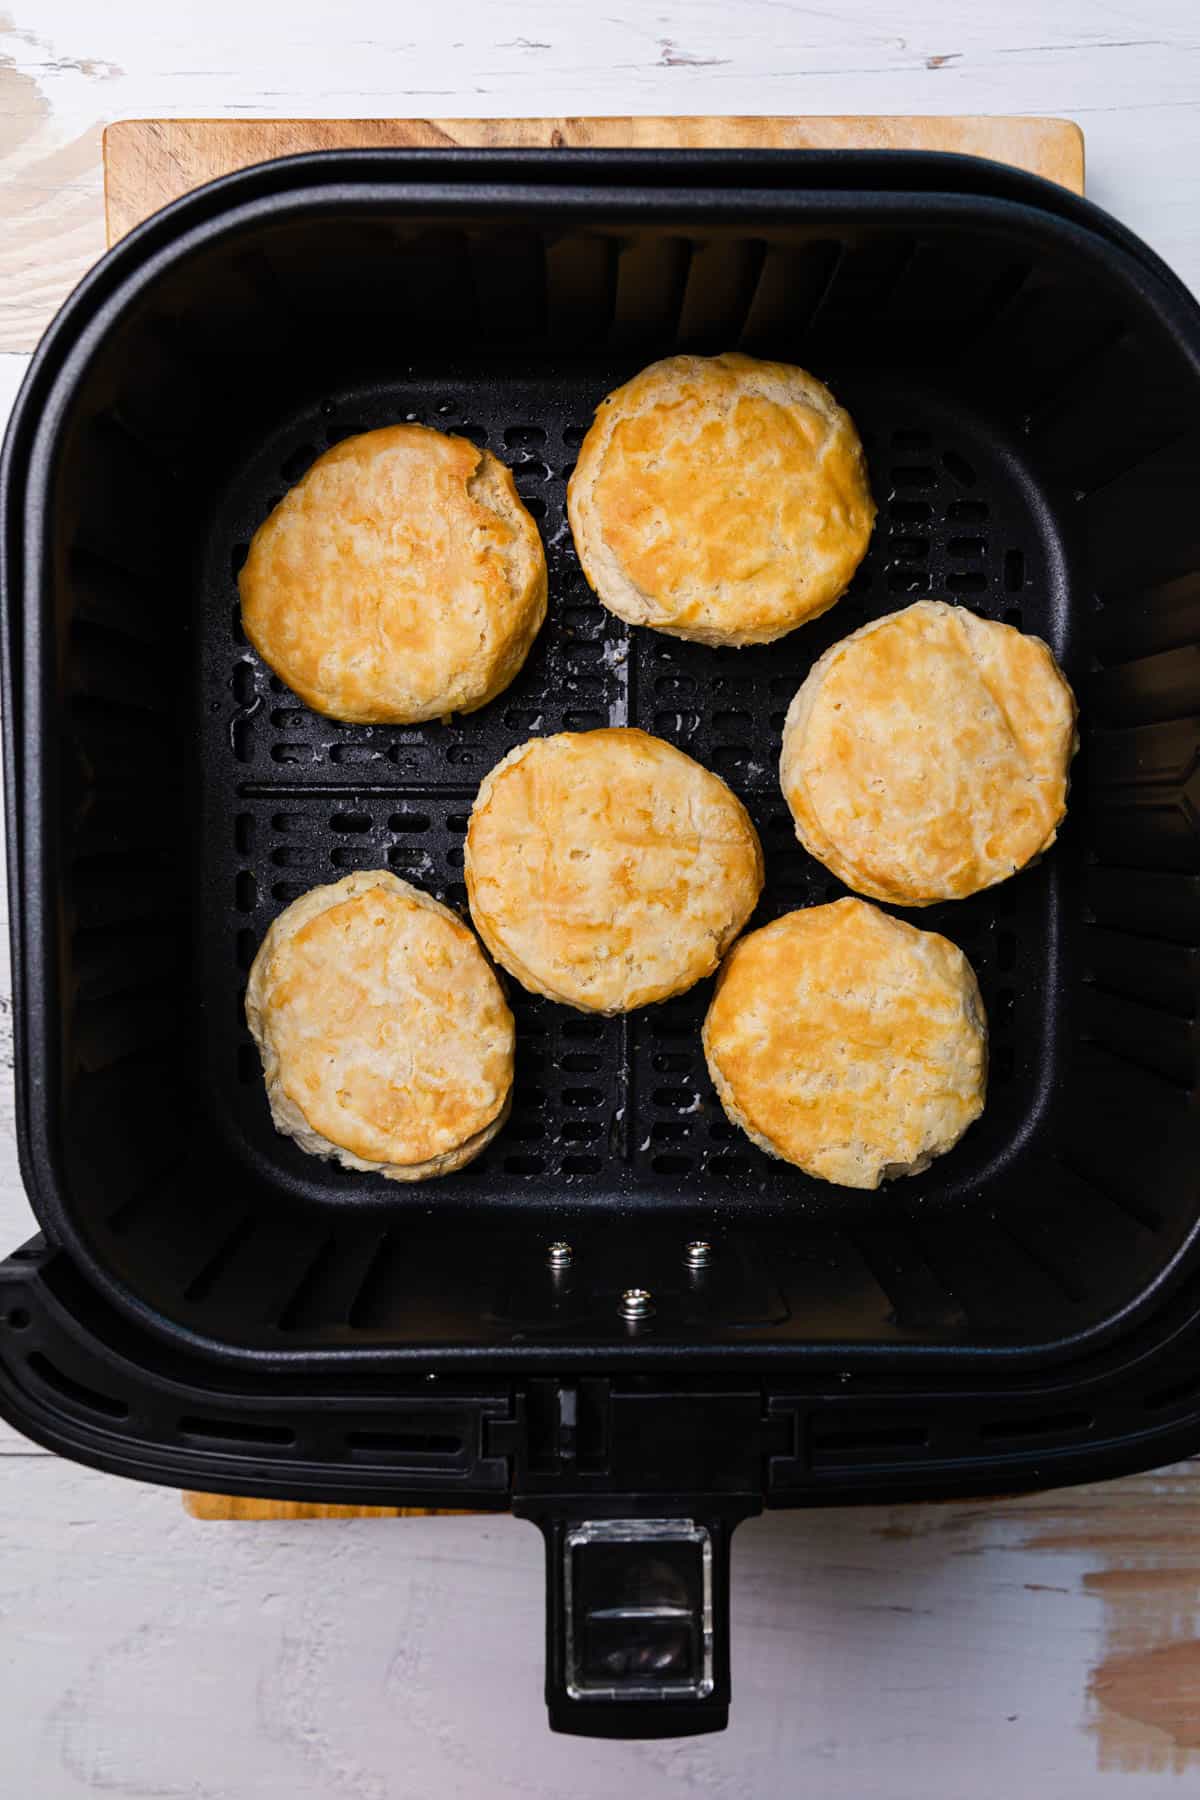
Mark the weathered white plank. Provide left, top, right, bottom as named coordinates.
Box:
left=3, top=1455, right=1200, bottom=1795
left=2, top=3, right=1200, bottom=346
left=0, top=2, right=1199, bottom=1788
left=0, top=354, right=31, bottom=1238
left=0, top=353, right=38, bottom=1454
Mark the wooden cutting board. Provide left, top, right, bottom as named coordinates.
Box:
left=110, top=111, right=1080, bottom=1521
left=183, top=1494, right=474, bottom=1520
left=104, top=114, right=1083, bottom=241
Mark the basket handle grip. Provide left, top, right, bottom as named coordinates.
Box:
left=536, top=1512, right=740, bottom=1738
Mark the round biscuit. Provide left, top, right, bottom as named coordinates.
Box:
left=780, top=600, right=1078, bottom=905
left=567, top=352, right=875, bottom=646
left=464, top=728, right=764, bottom=1014
left=245, top=871, right=514, bottom=1182
left=239, top=424, right=547, bottom=723
left=703, top=898, right=987, bottom=1190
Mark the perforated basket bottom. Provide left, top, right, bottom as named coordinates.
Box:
left=200, top=360, right=1074, bottom=1224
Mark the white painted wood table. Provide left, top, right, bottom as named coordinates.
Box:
left=2, top=3, right=1200, bottom=1791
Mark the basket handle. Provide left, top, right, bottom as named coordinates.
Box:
left=535, top=1512, right=742, bottom=1737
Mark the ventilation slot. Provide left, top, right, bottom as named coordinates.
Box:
left=810, top=1419, right=930, bottom=1465
left=942, top=450, right=977, bottom=487
left=277, top=1237, right=338, bottom=1332
left=849, top=1227, right=967, bottom=1331
left=179, top=1415, right=296, bottom=1447
left=562, top=1153, right=602, bottom=1175
left=1143, top=1374, right=1200, bottom=1414
left=998, top=1220, right=1087, bottom=1306
left=327, top=1220, right=385, bottom=1326
left=1055, top=1150, right=1164, bottom=1235
left=742, top=239, right=843, bottom=345
left=106, top=1181, right=156, bottom=1236
left=505, top=1153, right=545, bottom=1175
left=27, top=1353, right=129, bottom=1420
left=979, top=1411, right=1092, bottom=1443
left=345, top=1427, right=463, bottom=1459
left=184, top=1217, right=256, bottom=1303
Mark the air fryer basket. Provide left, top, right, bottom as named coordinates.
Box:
left=4, top=150, right=1200, bottom=1735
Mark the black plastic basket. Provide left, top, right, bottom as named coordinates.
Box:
left=3, top=149, right=1200, bottom=1735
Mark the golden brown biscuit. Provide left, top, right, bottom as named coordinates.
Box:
left=780, top=600, right=1078, bottom=905
left=567, top=352, right=875, bottom=646
left=239, top=424, right=547, bottom=723
left=245, top=871, right=514, bottom=1181
left=465, top=728, right=764, bottom=1013
left=703, top=898, right=987, bottom=1190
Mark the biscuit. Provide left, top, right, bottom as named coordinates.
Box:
left=245, top=871, right=514, bottom=1181
left=465, top=728, right=764, bottom=1013
left=780, top=600, right=1078, bottom=905
left=239, top=424, right=547, bottom=723
left=703, top=898, right=987, bottom=1190
left=567, top=352, right=875, bottom=646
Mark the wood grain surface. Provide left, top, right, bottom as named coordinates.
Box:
left=7, top=1450, right=1200, bottom=1792
left=103, top=112, right=1084, bottom=240
left=184, top=1493, right=473, bottom=1520
left=2, top=3, right=1200, bottom=1790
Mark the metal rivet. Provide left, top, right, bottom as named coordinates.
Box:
left=547, top=1241, right=573, bottom=1269
left=684, top=1240, right=712, bottom=1268
left=620, top=1287, right=653, bottom=1320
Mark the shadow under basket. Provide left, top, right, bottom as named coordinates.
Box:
left=4, top=149, right=1200, bottom=1737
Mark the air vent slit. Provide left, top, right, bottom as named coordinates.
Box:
left=667, top=237, right=700, bottom=337
left=179, top=1415, right=295, bottom=1447
left=1085, top=973, right=1195, bottom=1024
left=979, top=1411, right=1092, bottom=1443
left=277, top=1235, right=339, bottom=1333
left=796, top=240, right=846, bottom=334
left=1025, top=325, right=1128, bottom=427
left=1079, top=1032, right=1192, bottom=1094
left=27, top=1353, right=129, bottom=1421
left=1144, top=1374, right=1200, bottom=1414
left=184, top=1215, right=257, bottom=1304
left=347, top=1231, right=394, bottom=1330
left=810, top=1420, right=930, bottom=1458
left=845, top=1226, right=965, bottom=1330
left=723, top=236, right=768, bottom=344
left=106, top=1163, right=184, bottom=1237
left=906, top=1225, right=970, bottom=1321
left=1055, top=1152, right=1163, bottom=1233
left=995, top=1220, right=1087, bottom=1306
left=345, top=1428, right=462, bottom=1458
